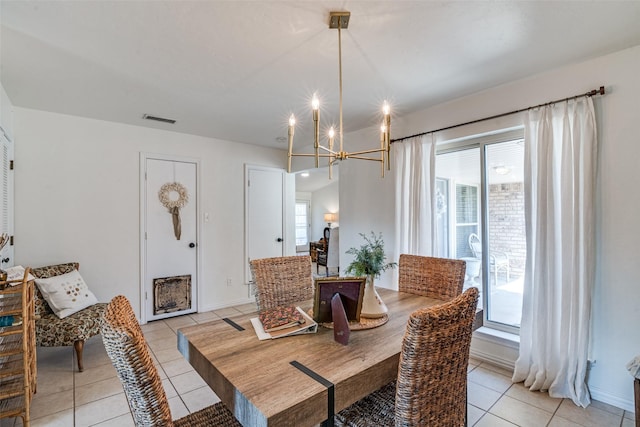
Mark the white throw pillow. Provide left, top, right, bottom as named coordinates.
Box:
left=35, top=269, right=98, bottom=319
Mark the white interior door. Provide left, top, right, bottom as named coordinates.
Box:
left=0, top=128, right=13, bottom=268
left=246, top=166, right=284, bottom=293
left=142, top=155, right=198, bottom=322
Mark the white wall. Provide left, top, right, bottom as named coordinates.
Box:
left=1, top=85, right=13, bottom=139
left=310, top=180, right=339, bottom=241
left=339, top=157, right=396, bottom=285
left=13, top=108, right=286, bottom=316
left=340, top=44, right=640, bottom=411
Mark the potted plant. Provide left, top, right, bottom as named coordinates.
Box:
left=345, top=232, right=397, bottom=318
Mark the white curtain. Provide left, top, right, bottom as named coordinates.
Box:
left=393, top=134, right=436, bottom=257
left=513, top=97, right=597, bottom=408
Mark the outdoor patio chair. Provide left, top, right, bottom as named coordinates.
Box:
left=468, top=233, right=510, bottom=284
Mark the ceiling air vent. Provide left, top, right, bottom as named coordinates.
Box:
left=143, top=114, right=176, bottom=124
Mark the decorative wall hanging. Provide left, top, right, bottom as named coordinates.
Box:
left=158, top=182, right=189, bottom=240
left=153, top=274, right=192, bottom=315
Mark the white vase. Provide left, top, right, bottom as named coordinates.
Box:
left=360, top=275, right=388, bottom=318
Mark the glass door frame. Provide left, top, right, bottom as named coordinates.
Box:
left=295, top=199, right=311, bottom=252
left=437, top=128, right=524, bottom=335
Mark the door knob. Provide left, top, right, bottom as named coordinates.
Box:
left=276, top=238, right=283, bottom=242
left=189, top=243, right=196, bottom=248
left=1, top=258, right=9, bottom=263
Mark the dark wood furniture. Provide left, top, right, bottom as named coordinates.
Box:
left=309, top=240, right=326, bottom=262
left=316, top=227, right=334, bottom=275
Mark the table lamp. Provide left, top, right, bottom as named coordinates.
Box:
left=324, top=213, right=338, bottom=227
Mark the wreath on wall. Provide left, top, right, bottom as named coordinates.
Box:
left=158, top=182, right=189, bottom=240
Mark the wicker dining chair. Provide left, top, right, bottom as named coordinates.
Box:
left=398, top=254, right=467, bottom=301
left=100, top=295, right=241, bottom=427
left=249, top=255, right=314, bottom=311
left=335, top=287, right=479, bottom=427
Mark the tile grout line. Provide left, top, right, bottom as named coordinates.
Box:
left=477, top=361, right=518, bottom=426
left=73, top=349, right=77, bottom=427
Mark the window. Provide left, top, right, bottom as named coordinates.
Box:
left=436, top=130, right=525, bottom=333
left=295, top=201, right=310, bottom=250
left=455, top=183, right=479, bottom=258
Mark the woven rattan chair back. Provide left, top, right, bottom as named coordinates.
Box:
left=334, top=287, right=479, bottom=427
left=398, top=254, right=466, bottom=300
left=101, top=295, right=174, bottom=426
left=101, top=296, right=242, bottom=427
left=250, top=255, right=314, bottom=311
left=395, top=286, right=479, bottom=426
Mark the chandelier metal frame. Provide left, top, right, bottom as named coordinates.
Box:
left=287, top=11, right=391, bottom=179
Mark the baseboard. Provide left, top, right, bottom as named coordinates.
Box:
left=589, top=384, right=635, bottom=413
left=470, top=328, right=519, bottom=371
left=470, top=347, right=517, bottom=372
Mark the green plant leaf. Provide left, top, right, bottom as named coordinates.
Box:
left=345, top=232, right=397, bottom=279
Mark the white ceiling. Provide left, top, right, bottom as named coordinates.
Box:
left=2, top=0, right=640, bottom=157
left=295, top=165, right=338, bottom=193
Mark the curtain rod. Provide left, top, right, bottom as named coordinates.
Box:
left=390, top=85, right=605, bottom=144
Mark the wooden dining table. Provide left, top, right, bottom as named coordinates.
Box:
left=177, top=288, right=445, bottom=427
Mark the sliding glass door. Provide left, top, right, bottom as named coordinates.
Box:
left=436, top=131, right=524, bottom=332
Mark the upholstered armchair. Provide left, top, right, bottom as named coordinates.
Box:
left=30, top=262, right=107, bottom=372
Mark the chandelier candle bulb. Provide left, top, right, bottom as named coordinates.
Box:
left=380, top=123, right=386, bottom=177
left=287, top=114, right=295, bottom=172
left=312, top=94, right=320, bottom=167
left=384, top=102, right=391, bottom=170
left=285, top=11, right=391, bottom=178
left=328, top=127, right=335, bottom=179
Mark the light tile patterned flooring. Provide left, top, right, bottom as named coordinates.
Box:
left=1, top=302, right=635, bottom=427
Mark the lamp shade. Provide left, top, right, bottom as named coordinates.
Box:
left=324, top=213, right=338, bottom=223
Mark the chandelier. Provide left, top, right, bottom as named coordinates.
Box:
left=286, top=11, right=391, bottom=179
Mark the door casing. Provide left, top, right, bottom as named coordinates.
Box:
left=140, top=153, right=201, bottom=323
left=245, top=165, right=286, bottom=296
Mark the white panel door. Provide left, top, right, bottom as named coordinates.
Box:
left=0, top=129, right=13, bottom=268
left=246, top=166, right=284, bottom=292
left=143, top=157, right=198, bottom=321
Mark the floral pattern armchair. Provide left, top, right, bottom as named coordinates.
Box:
left=30, top=262, right=107, bottom=372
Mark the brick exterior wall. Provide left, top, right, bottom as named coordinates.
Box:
left=488, top=182, right=526, bottom=277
